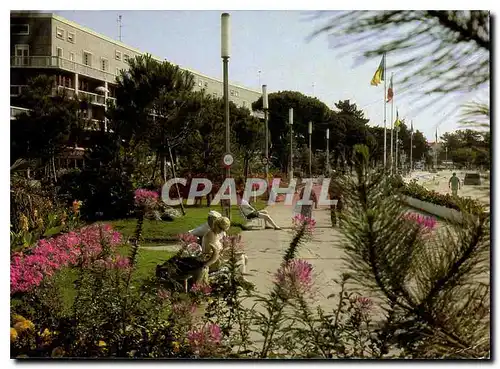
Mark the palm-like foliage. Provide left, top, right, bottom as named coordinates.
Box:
left=309, top=11, right=489, bottom=97
left=459, top=101, right=490, bottom=130
left=336, top=145, right=490, bottom=358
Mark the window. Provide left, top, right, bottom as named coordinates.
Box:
left=212, top=92, right=217, bottom=98
left=115, top=50, right=122, bottom=60
left=14, top=44, right=29, bottom=66
left=116, top=67, right=121, bottom=75
left=235, top=91, right=239, bottom=97
left=83, top=51, right=92, bottom=67
left=69, top=52, right=75, bottom=61
left=204, top=82, right=208, bottom=88
left=11, top=24, right=29, bottom=35
left=243, top=101, right=247, bottom=107
left=56, top=27, right=65, bottom=39
left=56, top=47, right=63, bottom=58
left=123, top=54, right=130, bottom=62
left=67, top=32, right=75, bottom=43
left=198, top=81, right=203, bottom=87
left=230, top=90, right=234, bottom=96
left=100, top=57, right=109, bottom=71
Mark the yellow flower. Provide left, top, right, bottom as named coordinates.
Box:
left=19, top=214, right=29, bottom=232
left=10, top=328, right=18, bottom=342
left=172, top=341, right=180, bottom=353
left=40, top=328, right=51, bottom=341
left=98, top=340, right=106, bottom=347
left=12, top=314, right=26, bottom=324
left=14, top=319, right=35, bottom=333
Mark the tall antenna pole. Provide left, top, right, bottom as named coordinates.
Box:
left=118, top=15, right=122, bottom=41
left=410, top=120, right=413, bottom=174
left=390, top=72, right=394, bottom=174
left=383, top=53, right=387, bottom=169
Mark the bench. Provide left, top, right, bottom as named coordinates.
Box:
left=238, top=206, right=264, bottom=229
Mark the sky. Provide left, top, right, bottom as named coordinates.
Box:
left=53, top=10, right=489, bottom=141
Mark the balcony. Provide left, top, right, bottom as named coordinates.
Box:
left=11, top=56, right=118, bottom=84
left=10, top=85, right=28, bottom=96
left=11, top=106, right=30, bottom=119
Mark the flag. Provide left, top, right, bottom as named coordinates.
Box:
left=394, top=109, right=401, bottom=130
left=370, top=55, right=385, bottom=86
left=387, top=75, right=394, bottom=102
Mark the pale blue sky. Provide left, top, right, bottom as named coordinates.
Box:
left=54, top=10, right=489, bottom=140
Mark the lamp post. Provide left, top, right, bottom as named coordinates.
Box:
left=326, top=128, right=330, bottom=175
left=308, top=121, right=313, bottom=177
left=262, top=84, right=269, bottom=186
left=221, top=13, right=231, bottom=219
left=289, top=108, right=293, bottom=180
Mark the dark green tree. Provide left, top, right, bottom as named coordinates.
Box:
left=11, top=75, right=87, bottom=181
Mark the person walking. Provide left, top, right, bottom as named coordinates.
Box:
left=329, top=173, right=344, bottom=227
left=449, top=172, right=461, bottom=196
left=299, top=184, right=318, bottom=218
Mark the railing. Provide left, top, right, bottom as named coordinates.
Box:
left=11, top=56, right=117, bottom=83
left=79, top=90, right=106, bottom=105
left=11, top=85, right=28, bottom=96
left=11, top=106, right=30, bottom=119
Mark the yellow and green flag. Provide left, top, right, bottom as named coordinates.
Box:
left=370, top=54, right=385, bottom=86
left=394, top=109, right=401, bottom=130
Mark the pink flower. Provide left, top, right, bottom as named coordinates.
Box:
left=157, top=288, right=171, bottom=301
left=11, top=224, right=123, bottom=294
left=134, top=189, right=159, bottom=209
left=403, top=212, right=437, bottom=232
left=191, top=283, right=212, bottom=294
left=186, top=323, right=222, bottom=355
left=292, top=214, right=316, bottom=233
left=275, top=259, right=314, bottom=296
left=178, top=233, right=199, bottom=246
left=352, top=296, right=374, bottom=312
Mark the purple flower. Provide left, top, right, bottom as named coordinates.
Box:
left=191, top=283, right=212, bottom=294
left=186, top=323, right=222, bottom=355
left=292, top=214, right=316, bottom=233
left=134, top=189, right=159, bottom=209
left=275, top=259, right=314, bottom=296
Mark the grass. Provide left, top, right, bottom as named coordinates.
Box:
left=105, top=201, right=267, bottom=247
left=55, top=246, right=176, bottom=311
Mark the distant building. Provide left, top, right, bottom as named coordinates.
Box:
left=10, top=11, right=263, bottom=153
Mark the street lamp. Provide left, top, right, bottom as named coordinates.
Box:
left=308, top=121, right=313, bottom=177
left=262, top=84, right=269, bottom=186
left=221, top=13, right=231, bottom=219
left=326, top=128, right=330, bottom=174
left=289, top=108, right=293, bottom=180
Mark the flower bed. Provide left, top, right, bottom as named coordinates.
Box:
left=393, top=177, right=485, bottom=215
left=11, top=224, right=124, bottom=294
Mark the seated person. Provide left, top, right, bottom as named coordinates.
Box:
left=239, top=197, right=281, bottom=230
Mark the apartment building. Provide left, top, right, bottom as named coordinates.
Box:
left=10, top=11, right=262, bottom=131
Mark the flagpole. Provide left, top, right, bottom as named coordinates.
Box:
left=395, top=108, right=398, bottom=174
left=383, top=53, right=387, bottom=169
left=390, top=72, right=394, bottom=174
left=410, top=120, right=413, bottom=174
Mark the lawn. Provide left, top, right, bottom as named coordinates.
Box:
left=105, top=201, right=267, bottom=247
left=55, top=246, right=176, bottom=311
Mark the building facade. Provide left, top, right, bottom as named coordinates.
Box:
left=10, top=11, right=262, bottom=129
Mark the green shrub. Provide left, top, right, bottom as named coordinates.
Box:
left=401, top=180, right=485, bottom=214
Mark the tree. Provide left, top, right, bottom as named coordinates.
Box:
left=331, top=100, right=370, bottom=171
left=440, top=129, right=490, bottom=169
left=11, top=75, right=86, bottom=181
left=109, top=54, right=203, bottom=182
left=252, top=91, right=333, bottom=173
left=338, top=145, right=489, bottom=358
left=310, top=11, right=489, bottom=96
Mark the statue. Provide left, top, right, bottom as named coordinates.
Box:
left=156, top=216, right=230, bottom=292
